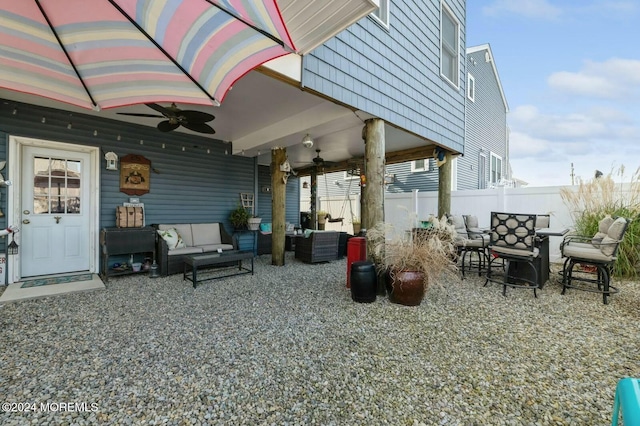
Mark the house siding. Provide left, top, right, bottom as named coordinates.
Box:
left=458, top=47, right=508, bottom=190
left=0, top=100, right=299, bottom=252
left=302, top=0, right=466, bottom=154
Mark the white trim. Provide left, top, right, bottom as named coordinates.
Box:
left=411, top=158, right=429, bottom=172
left=7, top=136, right=100, bottom=284
left=467, top=73, right=475, bottom=102
left=440, top=1, right=460, bottom=89
left=490, top=152, right=503, bottom=185
left=467, top=44, right=509, bottom=112
left=370, top=0, right=390, bottom=28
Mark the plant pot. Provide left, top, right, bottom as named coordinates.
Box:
left=247, top=217, right=262, bottom=231
left=387, top=269, right=425, bottom=306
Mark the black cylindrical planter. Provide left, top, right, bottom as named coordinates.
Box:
left=350, top=261, right=377, bottom=303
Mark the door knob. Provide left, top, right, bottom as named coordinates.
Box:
left=22, top=219, right=30, bottom=224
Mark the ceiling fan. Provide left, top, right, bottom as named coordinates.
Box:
left=117, top=103, right=215, bottom=134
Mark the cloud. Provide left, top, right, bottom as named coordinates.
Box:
left=510, top=106, right=610, bottom=140
left=482, top=0, right=562, bottom=19
left=548, top=58, right=640, bottom=99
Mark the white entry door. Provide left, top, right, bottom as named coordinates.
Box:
left=20, top=146, right=91, bottom=277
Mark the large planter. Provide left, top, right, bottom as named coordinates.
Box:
left=247, top=217, right=262, bottom=231
left=387, top=269, right=425, bottom=306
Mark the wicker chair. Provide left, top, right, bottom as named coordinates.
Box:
left=560, top=216, right=629, bottom=304
left=294, top=231, right=340, bottom=263
left=484, top=212, right=540, bottom=297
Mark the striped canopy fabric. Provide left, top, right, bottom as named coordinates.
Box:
left=0, top=0, right=296, bottom=110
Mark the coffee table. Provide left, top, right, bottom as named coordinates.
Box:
left=183, top=251, right=253, bottom=288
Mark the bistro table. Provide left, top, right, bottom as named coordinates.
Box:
left=508, top=227, right=569, bottom=288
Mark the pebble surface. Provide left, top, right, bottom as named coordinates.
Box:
left=0, top=253, right=638, bottom=425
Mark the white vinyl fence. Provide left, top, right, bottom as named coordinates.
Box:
left=384, top=185, right=578, bottom=262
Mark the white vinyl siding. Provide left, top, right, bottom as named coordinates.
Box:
left=441, top=2, right=459, bottom=87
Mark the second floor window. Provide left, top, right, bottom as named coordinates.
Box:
left=411, top=159, right=429, bottom=172
left=490, top=153, right=502, bottom=184
left=371, top=0, right=390, bottom=27
left=467, top=73, right=475, bottom=101
left=441, top=2, right=459, bottom=87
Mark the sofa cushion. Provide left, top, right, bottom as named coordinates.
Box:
left=199, top=243, right=234, bottom=252
left=600, top=217, right=627, bottom=256
left=159, top=224, right=194, bottom=247
left=166, top=246, right=204, bottom=256
left=157, top=228, right=186, bottom=250
left=191, top=223, right=221, bottom=247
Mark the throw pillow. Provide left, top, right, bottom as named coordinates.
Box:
left=304, top=229, right=314, bottom=238
left=259, top=222, right=272, bottom=233
left=598, top=215, right=614, bottom=234
left=157, top=228, right=186, bottom=250
left=600, top=217, right=627, bottom=257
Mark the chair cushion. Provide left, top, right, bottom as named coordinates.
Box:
left=536, top=215, right=550, bottom=228
left=166, top=246, right=203, bottom=256
left=199, top=243, right=234, bottom=252
left=157, top=228, right=186, bottom=250
left=464, top=215, right=479, bottom=228
left=599, top=215, right=614, bottom=234
left=448, top=215, right=468, bottom=239
left=591, top=232, right=607, bottom=248
left=564, top=244, right=613, bottom=263
left=600, top=217, right=627, bottom=256
left=462, top=238, right=485, bottom=248
left=491, top=245, right=539, bottom=258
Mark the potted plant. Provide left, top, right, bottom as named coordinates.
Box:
left=247, top=215, right=262, bottom=231
left=229, top=205, right=250, bottom=229
left=317, top=210, right=328, bottom=230
left=368, top=215, right=458, bottom=306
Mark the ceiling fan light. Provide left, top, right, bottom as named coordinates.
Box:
left=302, top=134, right=314, bottom=148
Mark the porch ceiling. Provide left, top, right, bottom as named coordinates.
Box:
left=0, top=67, right=436, bottom=172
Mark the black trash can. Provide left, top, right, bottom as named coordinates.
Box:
left=350, top=261, right=376, bottom=303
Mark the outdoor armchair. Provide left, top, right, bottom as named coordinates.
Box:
left=560, top=215, right=629, bottom=304
left=448, top=214, right=488, bottom=278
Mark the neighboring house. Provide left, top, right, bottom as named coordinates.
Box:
left=0, top=1, right=467, bottom=284
left=381, top=43, right=510, bottom=192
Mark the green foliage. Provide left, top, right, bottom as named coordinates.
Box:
left=561, top=166, right=640, bottom=277
left=229, top=205, right=250, bottom=229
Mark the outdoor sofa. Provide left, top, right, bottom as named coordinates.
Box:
left=154, top=223, right=236, bottom=276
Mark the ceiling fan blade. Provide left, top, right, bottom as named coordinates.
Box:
left=180, top=110, right=215, bottom=123
left=180, top=121, right=215, bottom=134
left=146, top=103, right=174, bottom=117
left=116, top=112, right=165, bottom=118
left=157, top=120, right=180, bottom=132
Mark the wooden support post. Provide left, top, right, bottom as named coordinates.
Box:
left=271, top=147, right=287, bottom=266
left=438, top=151, right=452, bottom=218
left=362, top=118, right=386, bottom=294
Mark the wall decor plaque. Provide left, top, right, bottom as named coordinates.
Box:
left=119, top=154, right=151, bottom=195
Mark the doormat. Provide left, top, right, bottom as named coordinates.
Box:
left=20, top=273, right=94, bottom=289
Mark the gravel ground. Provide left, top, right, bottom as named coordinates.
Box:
left=0, top=253, right=638, bottom=425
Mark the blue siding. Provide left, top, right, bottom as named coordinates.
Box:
left=303, top=0, right=466, bottom=154
left=0, top=100, right=299, bottom=246
left=257, top=164, right=300, bottom=225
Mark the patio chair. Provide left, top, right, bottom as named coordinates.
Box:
left=484, top=212, right=540, bottom=297
left=560, top=216, right=629, bottom=304
left=535, top=214, right=551, bottom=229
left=294, top=230, right=340, bottom=263
left=448, top=214, right=488, bottom=278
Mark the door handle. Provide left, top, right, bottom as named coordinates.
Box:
left=22, top=219, right=30, bottom=224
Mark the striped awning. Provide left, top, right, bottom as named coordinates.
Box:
left=0, top=0, right=296, bottom=110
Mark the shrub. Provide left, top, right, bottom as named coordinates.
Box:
left=560, top=166, right=640, bottom=277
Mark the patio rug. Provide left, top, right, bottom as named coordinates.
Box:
left=21, top=273, right=94, bottom=289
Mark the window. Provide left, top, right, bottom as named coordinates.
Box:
left=467, top=73, right=475, bottom=102
left=411, top=159, right=429, bottom=172
left=440, top=2, right=459, bottom=87
left=371, top=0, right=390, bottom=27
left=478, top=154, right=487, bottom=189
left=490, top=153, right=502, bottom=185
left=344, top=168, right=360, bottom=180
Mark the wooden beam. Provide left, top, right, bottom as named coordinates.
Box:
left=271, top=147, right=287, bottom=266
left=437, top=151, right=452, bottom=218
left=294, top=144, right=438, bottom=176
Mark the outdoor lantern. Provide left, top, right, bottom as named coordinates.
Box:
left=7, top=233, right=18, bottom=255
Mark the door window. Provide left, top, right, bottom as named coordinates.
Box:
left=33, top=157, right=82, bottom=214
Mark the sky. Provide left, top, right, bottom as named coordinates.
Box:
left=465, top=0, right=640, bottom=187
